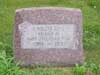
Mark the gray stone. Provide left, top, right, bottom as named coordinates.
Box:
left=14, top=7, right=84, bottom=67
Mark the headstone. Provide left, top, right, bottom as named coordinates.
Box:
left=14, top=7, right=84, bottom=66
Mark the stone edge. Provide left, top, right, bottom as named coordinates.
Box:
left=15, top=7, right=82, bottom=13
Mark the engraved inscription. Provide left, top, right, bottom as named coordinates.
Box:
left=19, top=21, right=77, bottom=49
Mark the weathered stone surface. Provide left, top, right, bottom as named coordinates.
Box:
left=14, top=7, right=84, bottom=67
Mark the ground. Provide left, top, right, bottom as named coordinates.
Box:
left=0, top=0, right=100, bottom=75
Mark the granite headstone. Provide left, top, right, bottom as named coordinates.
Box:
left=14, top=7, right=84, bottom=66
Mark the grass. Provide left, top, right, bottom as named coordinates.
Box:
left=0, top=0, right=100, bottom=75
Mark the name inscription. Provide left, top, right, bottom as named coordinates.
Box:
left=19, top=21, right=77, bottom=49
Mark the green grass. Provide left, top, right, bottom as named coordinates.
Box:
left=0, top=0, right=100, bottom=75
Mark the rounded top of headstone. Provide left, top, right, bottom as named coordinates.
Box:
left=16, top=7, right=82, bottom=13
